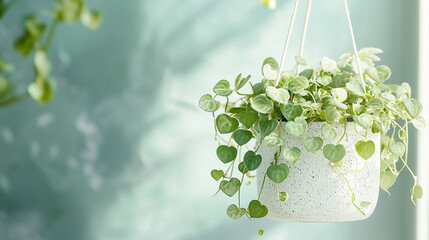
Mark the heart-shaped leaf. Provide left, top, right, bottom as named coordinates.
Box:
left=412, top=115, right=426, bottom=130
left=366, top=65, right=391, bottom=83
left=280, top=103, right=303, bottom=121
left=238, top=162, right=248, bottom=174
left=353, top=113, right=373, bottom=129
left=238, top=109, right=258, bottom=129
left=282, top=147, right=301, bottom=164
left=216, top=114, right=239, bottom=134
left=388, top=141, right=405, bottom=157
left=321, top=57, right=337, bottom=72
left=267, top=163, right=289, bottom=183
left=243, top=150, right=262, bottom=171
left=235, top=74, right=251, bottom=91
left=317, top=75, right=333, bottom=86
left=323, top=144, right=346, bottom=163
left=325, top=106, right=340, bottom=122
left=258, top=116, right=278, bottom=137
left=199, top=94, right=220, bottom=112
left=266, top=86, right=290, bottom=104
left=220, top=178, right=241, bottom=197
left=262, top=57, right=279, bottom=72
left=346, top=79, right=365, bottom=96
left=411, top=184, right=423, bottom=199
left=233, top=129, right=253, bottom=146
left=279, top=191, right=288, bottom=201
left=321, top=124, right=337, bottom=142
left=211, top=169, right=224, bottom=181
left=264, top=133, right=284, bottom=147
left=403, top=98, right=423, bottom=119
left=299, top=69, right=313, bottom=80
left=248, top=200, right=268, bottom=218
left=380, top=170, right=397, bottom=192
left=226, top=204, right=246, bottom=220
left=302, top=134, right=323, bottom=152
left=295, top=55, right=307, bottom=66
left=360, top=201, right=371, bottom=208
left=284, top=117, right=307, bottom=138
left=356, top=140, right=376, bottom=160
left=216, top=145, right=237, bottom=163
left=288, top=76, right=309, bottom=94
left=251, top=94, right=272, bottom=114
left=213, top=80, right=233, bottom=96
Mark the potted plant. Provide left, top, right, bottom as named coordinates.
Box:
left=198, top=48, right=424, bottom=235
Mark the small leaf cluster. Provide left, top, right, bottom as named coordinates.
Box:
left=0, top=0, right=102, bottom=108
left=199, top=47, right=424, bottom=235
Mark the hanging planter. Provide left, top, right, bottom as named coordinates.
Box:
left=198, top=0, right=424, bottom=235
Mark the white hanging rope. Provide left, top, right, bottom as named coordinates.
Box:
left=274, top=0, right=300, bottom=87
left=343, top=0, right=365, bottom=89
left=296, top=0, right=312, bottom=74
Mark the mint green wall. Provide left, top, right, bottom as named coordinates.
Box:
left=0, top=0, right=419, bottom=239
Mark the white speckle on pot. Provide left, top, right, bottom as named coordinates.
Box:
left=257, top=122, right=380, bottom=222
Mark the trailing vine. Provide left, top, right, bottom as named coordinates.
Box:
left=199, top=48, right=424, bottom=235
left=0, top=0, right=102, bottom=109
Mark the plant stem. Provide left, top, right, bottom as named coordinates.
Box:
left=44, top=20, right=59, bottom=52
left=257, top=173, right=267, bottom=201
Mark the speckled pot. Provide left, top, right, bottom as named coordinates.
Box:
left=257, top=122, right=380, bottom=222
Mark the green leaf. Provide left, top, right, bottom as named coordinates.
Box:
left=213, top=80, right=233, bottom=96
left=55, top=0, right=85, bottom=23
left=321, top=124, right=337, bottom=142
left=34, top=50, right=50, bottom=78
left=238, top=109, right=258, bottom=129
left=248, top=200, right=268, bottom=218
left=264, top=132, right=284, bottom=147
left=411, top=184, right=423, bottom=199
left=24, top=15, right=46, bottom=38
left=235, top=74, right=250, bottom=90
left=252, top=82, right=265, bottom=95
left=27, top=80, right=53, bottom=104
left=353, top=113, right=373, bottom=129
left=198, top=94, right=220, bottom=112
left=262, top=57, right=279, bottom=72
left=258, top=230, right=265, bottom=236
left=284, top=117, right=307, bottom=137
left=403, top=98, right=423, bottom=119
left=330, top=73, right=350, bottom=88
left=316, top=75, right=332, bottom=86
left=266, top=86, right=290, bottom=104
left=380, top=170, right=397, bottom=192
left=295, top=55, right=307, bottom=65
left=81, top=9, right=102, bottom=30
left=220, top=178, right=241, bottom=197
left=321, top=57, right=337, bottom=72
left=302, top=134, right=323, bottom=152
left=299, top=69, right=314, bottom=80
left=360, top=201, right=371, bottom=208
left=388, top=141, right=405, bottom=157
left=267, top=163, right=289, bottom=183
left=243, top=150, right=262, bottom=171
left=226, top=204, right=246, bottom=220
left=233, top=129, right=252, bottom=146
left=412, top=115, right=426, bottom=130
left=238, top=162, right=248, bottom=174
left=288, top=76, right=309, bottom=94
left=258, top=116, right=278, bottom=137
left=216, top=114, right=239, bottom=134
left=216, top=145, right=237, bottom=163
left=282, top=147, right=301, bottom=164
left=355, top=140, right=376, bottom=160
left=325, top=106, right=340, bottom=122
left=368, top=98, right=384, bottom=111
left=279, top=191, right=288, bottom=201
left=280, top=103, right=303, bottom=121
left=366, top=65, right=391, bottom=83
left=251, top=94, right=272, bottom=114
left=323, top=144, right=346, bottom=163
left=211, top=169, right=224, bottom=181
left=331, top=88, right=348, bottom=103
left=346, top=79, right=365, bottom=96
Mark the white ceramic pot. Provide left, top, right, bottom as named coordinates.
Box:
left=257, top=122, right=380, bottom=222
